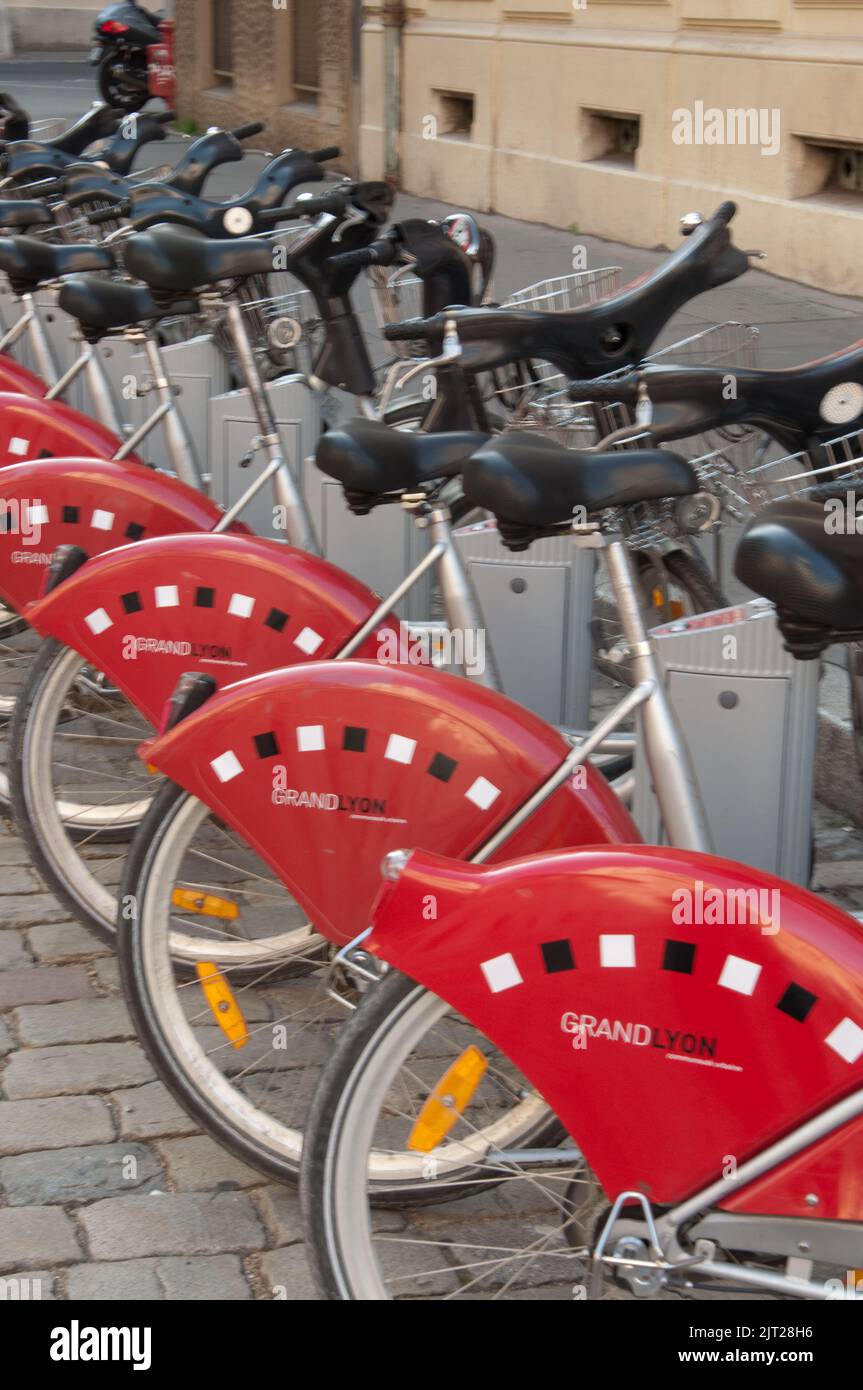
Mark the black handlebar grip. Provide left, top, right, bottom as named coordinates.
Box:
left=156, top=111, right=176, bottom=125
left=88, top=201, right=127, bottom=224
left=232, top=122, right=265, bottom=141
left=328, top=247, right=376, bottom=272
left=310, top=146, right=340, bottom=163
left=715, top=201, right=737, bottom=225
left=384, top=318, right=430, bottom=342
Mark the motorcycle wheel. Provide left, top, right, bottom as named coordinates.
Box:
left=97, top=52, right=149, bottom=113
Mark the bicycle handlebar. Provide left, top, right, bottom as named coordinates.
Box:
left=328, top=237, right=398, bottom=273
left=231, top=121, right=265, bottom=141
left=88, top=200, right=127, bottom=224
left=310, top=146, right=340, bottom=163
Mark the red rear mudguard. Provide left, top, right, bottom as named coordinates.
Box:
left=0, top=457, right=223, bottom=613
left=143, top=661, right=641, bottom=944
left=367, top=846, right=863, bottom=1215
left=0, top=392, right=136, bottom=467
left=0, top=357, right=46, bottom=398
left=26, top=533, right=384, bottom=726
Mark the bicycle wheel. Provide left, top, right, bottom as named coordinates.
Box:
left=0, top=604, right=39, bottom=810
left=10, top=639, right=158, bottom=938
left=303, top=970, right=595, bottom=1300
left=120, top=784, right=561, bottom=1185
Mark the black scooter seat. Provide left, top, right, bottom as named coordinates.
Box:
left=0, top=236, right=113, bottom=291
left=736, top=497, right=863, bottom=633
left=58, top=273, right=197, bottom=333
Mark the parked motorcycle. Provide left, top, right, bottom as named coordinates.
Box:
left=91, top=0, right=163, bottom=112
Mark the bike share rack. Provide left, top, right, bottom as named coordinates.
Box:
left=633, top=597, right=819, bottom=884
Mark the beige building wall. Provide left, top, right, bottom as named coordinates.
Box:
left=359, top=0, right=863, bottom=295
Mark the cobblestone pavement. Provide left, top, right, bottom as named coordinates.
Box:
left=1, top=805, right=861, bottom=1300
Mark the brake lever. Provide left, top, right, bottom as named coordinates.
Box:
left=744, top=249, right=767, bottom=260
left=395, top=317, right=463, bottom=392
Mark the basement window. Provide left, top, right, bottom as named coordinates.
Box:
left=582, top=110, right=641, bottom=168
left=434, top=91, right=475, bottom=140
left=792, top=138, right=863, bottom=205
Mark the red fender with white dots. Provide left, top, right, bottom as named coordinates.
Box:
left=142, top=661, right=641, bottom=945
left=0, top=391, right=138, bottom=467
left=365, top=846, right=863, bottom=1216
left=26, top=532, right=385, bottom=726
left=0, top=457, right=221, bottom=613
left=0, top=357, right=46, bottom=398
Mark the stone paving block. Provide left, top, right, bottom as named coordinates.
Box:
left=0, top=1016, right=12, bottom=1057
left=0, top=897, right=74, bottom=928
left=0, top=1206, right=80, bottom=1273
left=3, top=1042, right=153, bottom=1099
left=13, top=997, right=134, bottom=1047
left=259, top=1246, right=319, bottom=1300
left=0, top=934, right=31, bottom=971
left=109, top=1082, right=198, bottom=1141
left=91, top=958, right=121, bottom=994
left=156, top=1254, right=251, bottom=1300
left=0, top=866, right=41, bottom=893
left=0, top=1096, right=114, bottom=1156
left=0, top=1141, right=163, bottom=1206
left=0, top=966, right=94, bottom=1010
left=254, top=1186, right=304, bottom=1246
left=79, top=1192, right=267, bottom=1260
left=26, top=922, right=112, bottom=964
left=0, top=839, right=33, bottom=866
left=65, top=1260, right=163, bottom=1302
left=0, top=1269, right=57, bottom=1301
left=159, top=1135, right=262, bottom=1192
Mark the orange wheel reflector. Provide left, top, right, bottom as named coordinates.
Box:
left=195, top=961, right=249, bottom=1049
left=171, top=888, right=239, bottom=920
left=406, top=1046, right=488, bottom=1153
left=669, top=600, right=685, bottom=619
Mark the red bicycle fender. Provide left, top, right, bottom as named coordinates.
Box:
left=27, top=532, right=383, bottom=726
left=0, top=391, right=137, bottom=466
left=142, top=660, right=641, bottom=944
left=367, top=846, right=863, bottom=1212
left=0, top=457, right=223, bottom=612
left=0, top=356, right=46, bottom=398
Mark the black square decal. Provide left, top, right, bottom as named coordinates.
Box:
left=776, top=983, right=817, bottom=1023
left=663, top=940, right=696, bottom=974
left=343, top=726, right=367, bottom=753
left=265, top=607, right=289, bottom=632
left=254, top=731, right=279, bottom=759
left=541, top=939, right=576, bottom=974
left=427, top=752, right=457, bottom=783
left=62, top=506, right=79, bottom=524
left=195, top=587, right=215, bottom=609
left=121, top=591, right=142, bottom=615
left=125, top=522, right=145, bottom=541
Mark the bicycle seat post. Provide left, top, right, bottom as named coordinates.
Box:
left=601, top=531, right=714, bottom=854
left=214, top=289, right=320, bottom=555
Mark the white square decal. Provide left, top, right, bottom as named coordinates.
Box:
left=228, top=592, right=254, bottom=619
left=718, top=955, right=762, bottom=996
left=155, top=585, right=179, bottom=608
left=385, top=734, right=416, bottom=765
left=599, top=934, right=636, bottom=968
left=465, top=776, right=501, bottom=811
left=9, top=437, right=29, bottom=457
left=296, top=725, right=325, bottom=752
left=28, top=504, right=49, bottom=526
left=90, top=509, right=114, bottom=531
left=825, top=1017, right=863, bottom=1065
left=84, top=608, right=112, bottom=636
left=210, top=750, right=244, bottom=784
left=294, top=626, right=324, bottom=656
left=480, top=952, right=524, bottom=994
